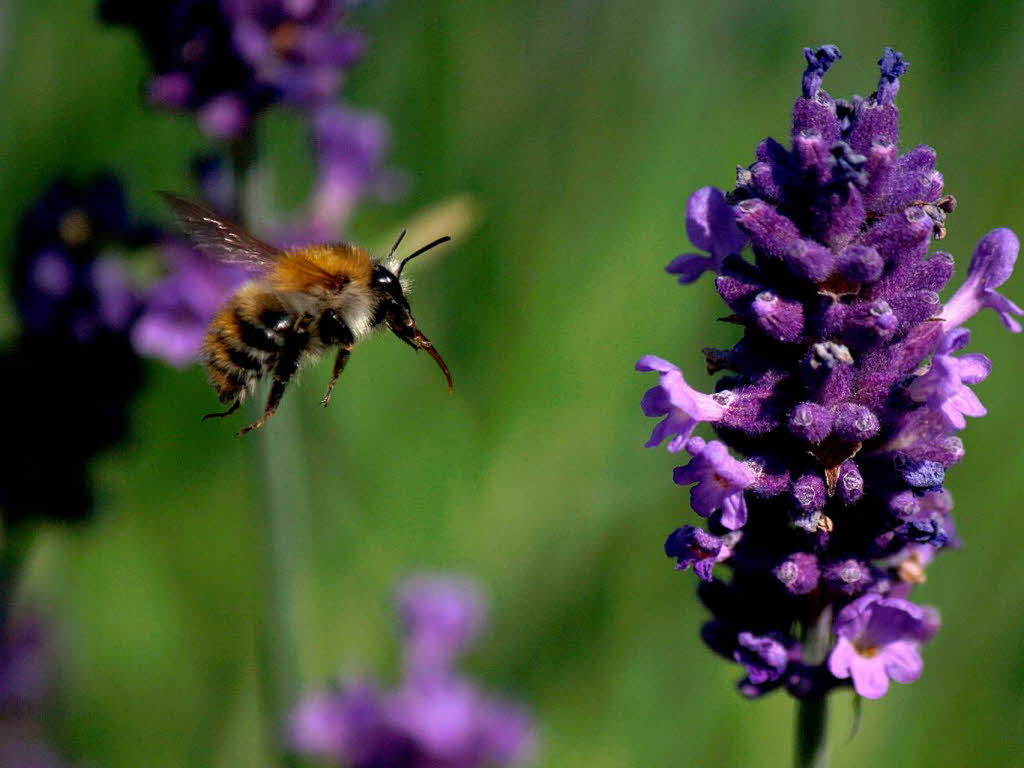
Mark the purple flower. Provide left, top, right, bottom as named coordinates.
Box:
left=100, top=0, right=276, bottom=139
left=291, top=576, right=535, bottom=768
left=665, top=187, right=748, bottom=283
left=4, top=175, right=150, bottom=525
left=941, top=228, right=1023, bottom=332
left=828, top=594, right=938, bottom=699
left=734, top=632, right=790, bottom=685
left=0, top=616, right=72, bottom=768
left=673, top=439, right=756, bottom=530
left=637, top=47, right=1019, bottom=699
left=310, top=105, right=395, bottom=238
left=223, top=0, right=366, bottom=105
left=664, top=525, right=733, bottom=581
left=906, top=328, right=990, bottom=429
left=398, top=575, right=485, bottom=675
left=636, top=356, right=726, bottom=452
left=132, top=242, right=250, bottom=367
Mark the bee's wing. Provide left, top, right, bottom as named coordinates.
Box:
left=159, top=192, right=283, bottom=271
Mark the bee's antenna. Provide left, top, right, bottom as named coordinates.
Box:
left=387, top=229, right=408, bottom=262
left=398, top=235, right=451, bottom=276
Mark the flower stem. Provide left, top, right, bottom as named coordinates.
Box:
left=794, top=606, right=832, bottom=768
left=795, top=694, right=829, bottom=768
left=257, top=403, right=310, bottom=768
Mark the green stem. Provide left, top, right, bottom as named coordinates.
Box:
left=257, top=403, right=310, bottom=768
left=794, top=606, right=832, bottom=768
left=795, top=694, right=829, bottom=768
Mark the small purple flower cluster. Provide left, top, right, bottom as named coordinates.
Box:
left=639, top=47, right=1020, bottom=700
left=291, top=576, right=534, bottom=768
left=0, top=616, right=70, bottom=768
left=97, top=2, right=398, bottom=366
left=1, top=175, right=155, bottom=524
left=100, top=0, right=365, bottom=139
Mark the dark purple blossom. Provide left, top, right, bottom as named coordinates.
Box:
left=664, top=525, right=734, bottom=581
left=100, top=0, right=366, bottom=138
left=2, top=176, right=151, bottom=526
left=291, top=576, right=535, bottom=767
left=638, top=47, right=1019, bottom=699
left=734, top=631, right=790, bottom=685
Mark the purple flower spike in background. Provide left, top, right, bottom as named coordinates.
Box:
left=291, top=575, right=535, bottom=768
left=635, top=44, right=1021, bottom=761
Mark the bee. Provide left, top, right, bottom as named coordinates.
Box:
left=160, top=192, right=453, bottom=436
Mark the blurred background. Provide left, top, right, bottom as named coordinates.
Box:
left=2, top=0, right=1023, bottom=766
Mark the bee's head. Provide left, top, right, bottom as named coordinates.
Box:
left=373, top=231, right=454, bottom=393
left=371, top=263, right=410, bottom=310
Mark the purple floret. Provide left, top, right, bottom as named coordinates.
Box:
left=637, top=46, right=1019, bottom=700
left=291, top=576, right=535, bottom=768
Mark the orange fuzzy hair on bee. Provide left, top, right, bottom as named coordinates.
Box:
left=269, top=244, right=374, bottom=295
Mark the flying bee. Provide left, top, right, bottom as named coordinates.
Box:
left=160, top=192, right=453, bottom=436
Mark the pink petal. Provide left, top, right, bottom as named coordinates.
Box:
left=827, top=637, right=857, bottom=679
left=882, top=641, right=923, bottom=684
left=848, top=654, right=891, bottom=699
left=957, top=353, right=991, bottom=385
left=949, top=387, right=986, bottom=419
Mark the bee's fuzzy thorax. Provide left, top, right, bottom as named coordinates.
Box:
left=271, top=243, right=374, bottom=295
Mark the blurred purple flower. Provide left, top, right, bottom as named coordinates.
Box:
left=224, top=0, right=366, bottom=105
left=311, top=104, right=394, bottom=238
left=291, top=575, right=535, bottom=767
left=398, top=575, right=485, bottom=675
left=102, top=0, right=368, bottom=139
left=3, top=175, right=150, bottom=526
left=0, top=616, right=71, bottom=768
left=100, top=0, right=276, bottom=139
left=133, top=241, right=251, bottom=367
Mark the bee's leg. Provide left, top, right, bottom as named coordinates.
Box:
left=318, top=309, right=355, bottom=408
left=238, top=324, right=309, bottom=436
left=321, top=345, right=353, bottom=408
left=202, top=400, right=240, bottom=421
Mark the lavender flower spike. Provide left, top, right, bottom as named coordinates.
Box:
left=941, top=228, right=1023, bottom=332
left=637, top=47, right=1021, bottom=711
left=666, top=187, right=748, bottom=284
left=636, top=356, right=726, bottom=451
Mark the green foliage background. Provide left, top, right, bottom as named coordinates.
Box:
left=1, top=1, right=1023, bottom=765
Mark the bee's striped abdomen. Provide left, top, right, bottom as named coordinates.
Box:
left=201, top=286, right=291, bottom=404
